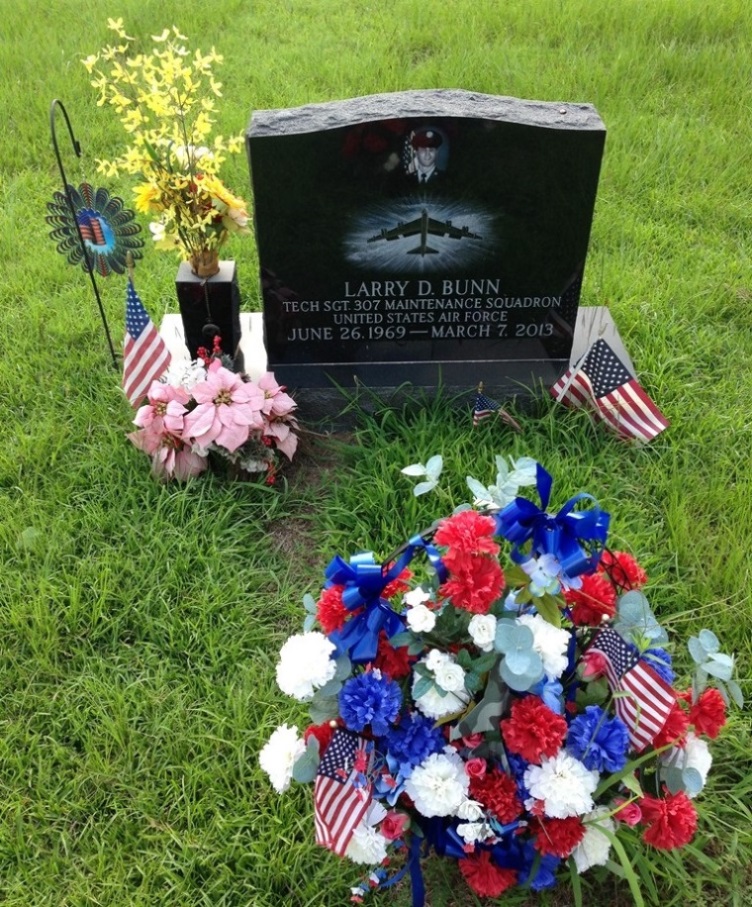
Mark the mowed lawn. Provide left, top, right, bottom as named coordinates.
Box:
left=1, top=1, right=750, bottom=905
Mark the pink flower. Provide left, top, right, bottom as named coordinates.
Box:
left=580, top=650, right=609, bottom=681
left=183, top=360, right=264, bottom=452
left=380, top=810, right=409, bottom=841
left=258, top=372, right=297, bottom=418
left=613, top=798, right=642, bottom=826
left=133, top=382, right=190, bottom=436
left=465, top=758, right=487, bottom=780
left=264, top=418, right=299, bottom=460
left=129, top=429, right=207, bottom=481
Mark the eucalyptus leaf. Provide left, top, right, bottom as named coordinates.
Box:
left=308, top=697, right=340, bottom=724
left=504, top=649, right=535, bottom=675
left=412, top=676, right=434, bottom=700
left=473, top=651, right=498, bottom=674
left=316, top=678, right=343, bottom=699
left=662, top=765, right=684, bottom=795
left=292, top=737, right=320, bottom=784
left=401, top=463, right=426, bottom=476
left=303, top=614, right=316, bottom=632
left=726, top=679, right=745, bottom=708
left=464, top=671, right=482, bottom=693
left=682, top=767, right=704, bottom=796
left=334, top=655, right=352, bottom=682
left=303, top=593, right=317, bottom=613
left=703, top=653, right=734, bottom=681
left=500, top=657, right=543, bottom=691
left=688, top=637, right=707, bottom=665
left=698, top=628, right=720, bottom=653
left=413, top=480, right=437, bottom=496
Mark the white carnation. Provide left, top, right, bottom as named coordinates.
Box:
left=404, top=748, right=470, bottom=817
left=258, top=723, right=306, bottom=793
left=516, top=613, right=570, bottom=679
left=406, top=603, right=437, bottom=633
left=345, top=802, right=389, bottom=865
left=162, top=359, right=207, bottom=392
left=275, top=631, right=337, bottom=700
left=468, top=614, right=497, bottom=652
left=524, top=751, right=599, bottom=818
left=572, top=807, right=615, bottom=872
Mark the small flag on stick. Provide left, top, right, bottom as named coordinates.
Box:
left=551, top=339, right=668, bottom=442
left=122, top=273, right=170, bottom=407
left=472, top=384, right=522, bottom=431
left=314, top=729, right=373, bottom=856
left=587, top=627, right=675, bottom=752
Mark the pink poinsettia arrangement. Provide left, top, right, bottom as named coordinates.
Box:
left=128, top=357, right=299, bottom=482
left=260, top=457, right=742, bottom=905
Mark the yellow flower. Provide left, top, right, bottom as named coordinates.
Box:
left=133, top=182, right=163, bottom=214
left=81, top=54, right=99, bottom=73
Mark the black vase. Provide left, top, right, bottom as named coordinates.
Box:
left=175, top=260, right=244, bottom=371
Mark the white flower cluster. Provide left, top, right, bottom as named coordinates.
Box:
left=404, top=587, right=436, bottom=633
left=412, top=649, right=470, bottom=719
left=258, top=723, right=305, bottom=793
left=516, top=613, right=570, bottom=678
left=275, top=631, right=337, bottom=701
left=404, top=748, right=470, bottom=817
left=524, top=751, right=600, bottom=819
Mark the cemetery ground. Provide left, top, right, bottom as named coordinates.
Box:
left=2, top=1, right=751, bottom=905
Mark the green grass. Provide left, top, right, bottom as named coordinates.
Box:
left=1, top=0, right=751, bottom=904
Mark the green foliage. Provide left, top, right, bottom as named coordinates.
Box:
left=1, top=0, right=751, bottom=905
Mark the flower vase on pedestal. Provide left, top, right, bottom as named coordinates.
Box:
left=176, top=255, right=244, bottom=372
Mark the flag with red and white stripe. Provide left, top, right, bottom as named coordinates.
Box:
left=314, top=729, right=373, bottom=856
left=122, top=277, right=170, bottom=407
left=587, top=627, right=675, bottom=752
left=551, top=338, right=668, bottom=442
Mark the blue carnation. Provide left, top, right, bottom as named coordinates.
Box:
left=339, top=671, right=402, bottom=737
left=385, top=712, right=445, bottom=775
left=567, top=704, right=629, bottom=773
left=644, top=646, right=675, bottom=685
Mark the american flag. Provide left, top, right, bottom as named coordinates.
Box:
left=551, top=338, right=669, bottom=442
left=587, top=628, right=675, bottom=752
left=314, top=729, right=373, bottom=856
left=122, top=277, right=170, bottom=407
left=472, top=388, right=522, bottom=431
left=473, top=390, right=501, bottom=426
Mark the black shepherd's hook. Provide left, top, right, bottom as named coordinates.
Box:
left=50, top=99, right=119, bottom=369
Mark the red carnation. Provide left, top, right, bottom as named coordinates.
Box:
left=565, top=572, right=617, bottom=627
left=315, top=585, right=351, bottom=634
left=501, top=696, right=568, bottom=764
left=531, top=816, right=586, bottom=858
left=599, top=550, right=648, bottom=591
left=304, top=721, right=336, bottom=753
left=382, top=566, right=414, bottom=600
left=469, top=768, right=522, bottom=824
left=439, top=555, right=504, bottom=615
left=373, top=631, right=412, bottom=679
left=434, top=510, right=499, bottom=570
left=652, top=701, right=690, bottom=749
left=688, top=688, right=727, bottom=739
left=639, top=790, right=698, bottom=850
left=458, top=850, right=517, bottom=898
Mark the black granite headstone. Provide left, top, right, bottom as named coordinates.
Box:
left=247, top=90, right=605, bottom=419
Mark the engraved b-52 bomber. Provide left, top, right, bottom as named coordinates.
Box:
left=367, top=208, right=480, bottom=257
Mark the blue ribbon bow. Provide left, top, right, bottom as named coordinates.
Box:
left=493, top=463, right=610, bottom=577
left=326, top=535, right=446, bottom=664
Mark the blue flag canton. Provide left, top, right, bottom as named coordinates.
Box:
left=474, top=392, right=500, bottom=414
left=317, top=729, right=358, bottom=782
left=125, top=280, right=150, bottom=340
left=582, top=340, right=633, bottom=396
left=594, top=628, right=639, bottom=677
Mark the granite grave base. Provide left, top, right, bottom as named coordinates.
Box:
left=161, top=306, right=629, bottom=428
